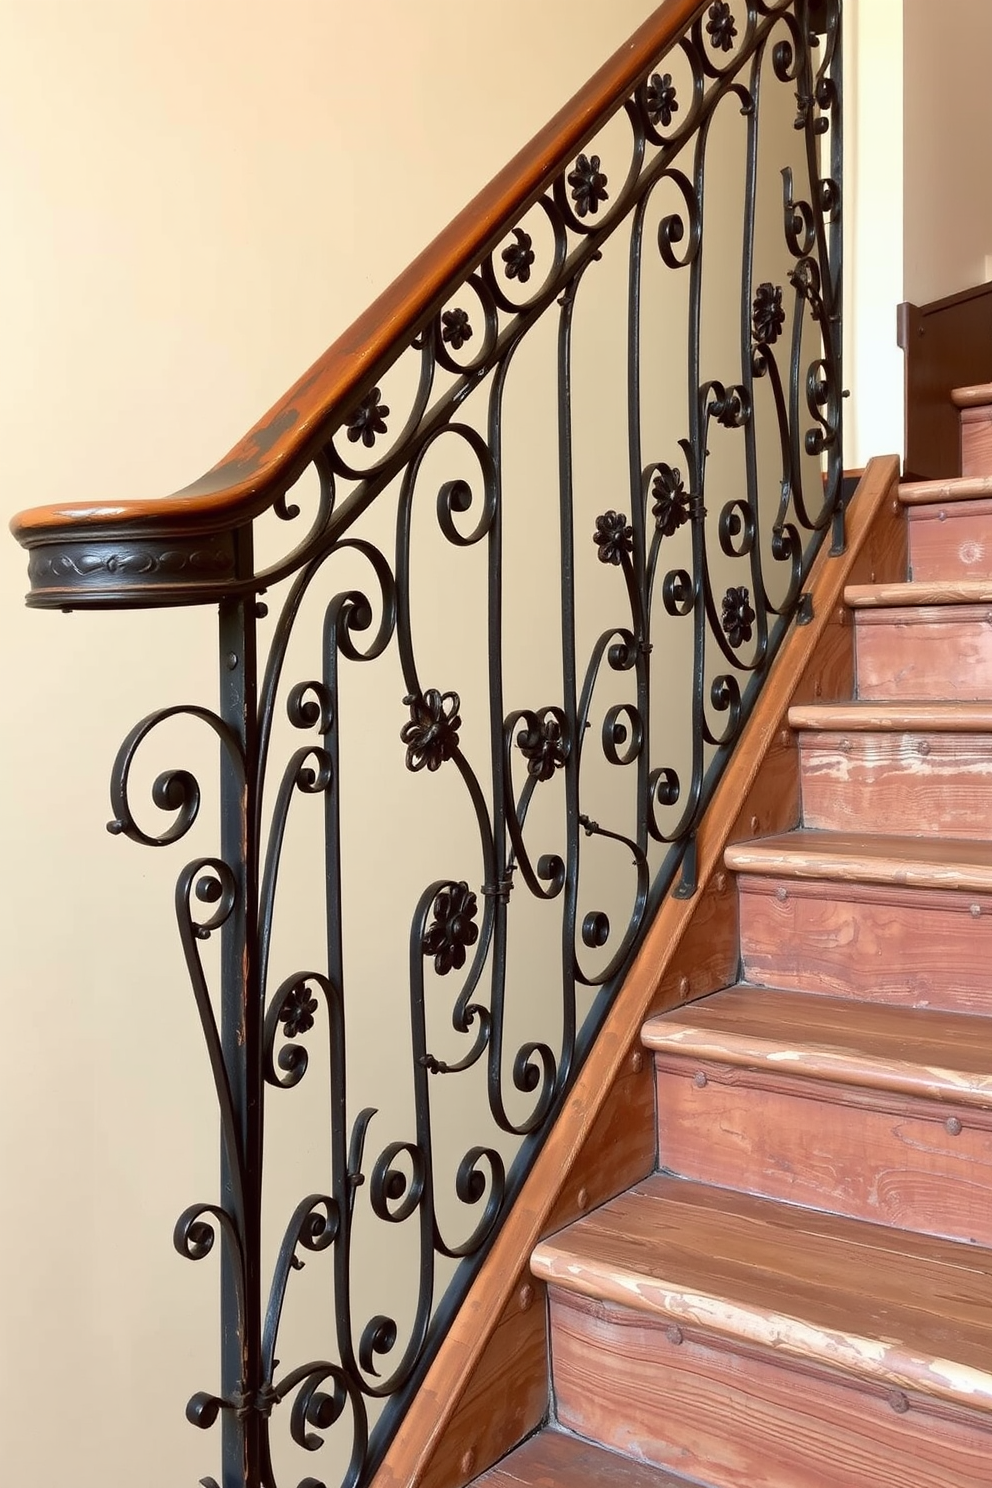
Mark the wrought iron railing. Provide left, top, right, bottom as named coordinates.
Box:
left=11, top=2, right=841, bottom=1485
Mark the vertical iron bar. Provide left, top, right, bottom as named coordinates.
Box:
left=218, top=557, right=261, bottom=1488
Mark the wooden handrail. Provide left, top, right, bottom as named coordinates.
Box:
left=11, top=0, right=703, bottom=558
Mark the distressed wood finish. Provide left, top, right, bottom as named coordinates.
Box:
left=532, top=1176, right=992, bottom=1410
left=789, top=700, right=992, bottom=731
left=472, top=1431, right=695, bottom=1488
left=645, top=986, right=992, bottom=1242
left=906, top=498, right=992, bottom=580
left=374, top=457, right=905, bottom=1488
left=854, top=603, right=992, bottom=701
left=796, top=728, right=992, bottom=837
left=900, top=475, right=992, bottom=504
left=550, top=1288, right=992, bottom=1488
left=725, top=827, right=992, bottom=892
left=737, top=874, right=992, bottom=1011
left=654, top=1059, right=992, bottom=1243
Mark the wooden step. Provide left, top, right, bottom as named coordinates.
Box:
left=472, top=1430, right=702, bottom=1487
left=725, top=828, right=992, bottom=893
left=789, top=702, right=992, bottom=731
left=642, top=986, right=992, bottom=1242
left=899, top=475, right=992, bottom=504
left=737, top=873, right=992, bottom=1013
left=960, top=403, right=992, bottom=480
left=792, top=724, right=992, bottom=837
left=845, top=578, right=992, bottom=607
left=535, top=1177, right=992, bottom=1488
left=951, top=384, right=992, bottom=410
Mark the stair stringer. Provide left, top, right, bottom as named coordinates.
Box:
left=372, top=455, right=906, bottom=1488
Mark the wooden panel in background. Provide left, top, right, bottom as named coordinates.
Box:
left=898, top=283, right=992, bottom=481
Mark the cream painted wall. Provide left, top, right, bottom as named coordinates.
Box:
left=903, top=0, right=992, bottom=305
left=0, top=4, right=667, bottom=1483
left=843, top=0, right=904, bottom=468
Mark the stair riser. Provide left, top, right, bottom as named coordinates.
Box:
left=655, top=1061, right=992, bottom=1245
left=908, top=500, right=992, bottom=579
left=961, top=406, right=992, bottom=479
left=855, top=605, right=992, bottom=700
left=738, top=875, right=992, bottom=1012
left=798, top=731, right=992, bottom=837
left=550, top=1289, right=990, bottom=1488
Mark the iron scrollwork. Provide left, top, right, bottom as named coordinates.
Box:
left=104, top=2, right=842, bottom=1483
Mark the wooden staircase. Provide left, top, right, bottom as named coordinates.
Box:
left=472, top=423, right=992, bottom=1484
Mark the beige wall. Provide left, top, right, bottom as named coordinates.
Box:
left=0, top=3, right=665, bottom=1482
left=843, top=0, right=904, bottom=468
left=904, top=0, right=992, bottom=305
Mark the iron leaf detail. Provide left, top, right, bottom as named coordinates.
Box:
left=346, top=388, right=390, bottom=448
left=593, top=510, right=634, bottom=565
left=706, top=0, right=738, bottom=51
left=567, top=153, right=609, bottom=218
left=516, top=714, right=568, bottom=781
left=646, top=72, right=679, bottom=128
left=501, top=227, right=536, bottom=283
left=752, top=282, right=785, bottom=345
left=721, top=585, right=756, bottom=647
left=279, top=983, right=318, bottom=1039
left=651, top=465, right=690, bottom=536
left=401, top=689, right=462, bottom=772
left=422, top=882, right=479, bottom=976
left=441, top=308, right=473, bottom=349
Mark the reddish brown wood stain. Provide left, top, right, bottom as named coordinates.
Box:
left=550, top=1289, right=991, bottom=1488
left=908, top=498, right=992, bottom=580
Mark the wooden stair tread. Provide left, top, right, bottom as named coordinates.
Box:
left=845, top=578, right=992, bottom=608
left=473, top=1431, right=701, bottom=1487
left=900, top=474, right=992, bottom=505
left=788, top=700, right=992, bottom=731
left=725, top=828, right=992, bottom=891
left=531, top=1175, right=992, bottom=1413
left=952, top=383, right=992, bottom=409
left=641, top=984, right=992, bottom=1105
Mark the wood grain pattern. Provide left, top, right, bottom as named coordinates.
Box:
left=797, top=729, right=992, bottom=837
left=472, top=1431, right=695, bottom=1487
left=789, top=700, right=992, bottom=731
left=725, top=828, right=992, bottom=892
left=11, top=0, right=703, bottom=548
left=737, top=874, right=992, bottom=1011
left=846, top=579, right=992, bottom=607
left=533, top=1176, right=992, bottom=1409
left=900, top=475, right=992, bottom=504
left=952, top=384, right=992, bottom=409
left=854, top=603, right=992, bottom=701
left=643, top=984, right=992, bottom=1095
left=907, top=499, right=992, bottom=580
left=372, top=460, right=904, bottom=1488
left=550, top=1288, right=992, bottom=1488
left=961, top=411, right=992, bottom=479
left=654, top=1057, right=992, bottom=1244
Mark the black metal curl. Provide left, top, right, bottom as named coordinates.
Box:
left=656, top=168, right=703, bottom=269
left=481, top=197, right=568, bottom=314
left=262, top=1194, right=340, bottom=1381
left=325, top=333, right=436, bottom=484
left=107, top=705, right=244, bottom=847
left=271, top=1361, right=367, bottom=1488
left=433, top=272, right=499, bottom=377
left=433, top=1146, right=506, bottom=1260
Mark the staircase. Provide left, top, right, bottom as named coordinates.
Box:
left=473, top=404, right=992, bottom=1484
